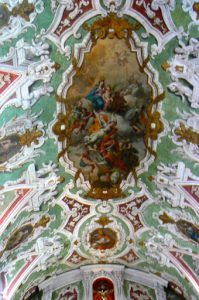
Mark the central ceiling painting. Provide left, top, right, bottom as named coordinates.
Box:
left=53, top=15, right=164, bottom=199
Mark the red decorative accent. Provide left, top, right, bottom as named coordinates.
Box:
left=119, top=195, right=148, bottom=210
left=129, top=283, right=152, bottom=300
left=58, top=287, right=78, bottom=300
left=0, top=272, right=6, bottom=294
left=0, top=60, right=14, bottom=66
left=67, top=250, right=87, bottom=265
left=5, top=256, right=38, bottom=299
left=119, top=249, right=139, bottom=263
left=118, top=196, right=147, bottom=231
left=63, top=197, right=90, bottom=233
left=131, top=214, right=143, bottom=231
left=0, top=71, right=21, bottom=95
left=22, top=286, right=39, bottom=300
left=54, top=1, right=93, bottom=37
left=8, top=92, right=17, bottom=100
left=132, top=0, right=169, bottom=34
left=182, top=185, right=199, bottom=203
left=93, top=278, right=115, bottom=300
left=168, top=282, right=185, bottom=298
left=170, top=251, right=199, bottom=286
left=0, top=189, right=30, bottom=227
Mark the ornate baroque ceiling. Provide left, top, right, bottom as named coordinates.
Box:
left=0, top=0, right=199, bottom=299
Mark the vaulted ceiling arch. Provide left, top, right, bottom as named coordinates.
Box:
left=0, top=1, right=198, bottom=300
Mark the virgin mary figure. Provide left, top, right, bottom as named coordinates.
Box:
left=86, top=80, right=106, bottom=112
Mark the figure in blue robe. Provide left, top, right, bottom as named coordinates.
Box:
left=86, top=81, right=105, bottom=112
left=187, top=226, right=199, bottom=242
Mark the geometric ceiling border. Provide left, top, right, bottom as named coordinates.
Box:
left=168, top=251, right=199, bottom=296
left=2, top=255, right=39, bottom=300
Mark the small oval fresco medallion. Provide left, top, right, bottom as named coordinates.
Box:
left=89, top=227, right=117, bottom=250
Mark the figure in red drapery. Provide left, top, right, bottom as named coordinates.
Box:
left=93, top=278, right=115, bottom=300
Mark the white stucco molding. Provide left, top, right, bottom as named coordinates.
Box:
left=124, top=268, right=167, bottom=300
left=39, top=265, right=168, bottom=300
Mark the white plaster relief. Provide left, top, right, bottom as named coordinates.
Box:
left=168, top=37, right=199, bottom=109
left=0, top=0, right=44, bottom=45
left=39, top=266, right=168, bottom=300
left=182, top=0, right=199, bottom=29
left=154, top=161, right=199, bottom=211
left=171, top=110, right=199, bottom=163
left=0, top=39, right=55, bottom=112
left=0, top=113, right=45, bottom=172
left=126, top=0, right=177, bottom=57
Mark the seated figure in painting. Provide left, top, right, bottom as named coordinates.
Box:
left=86, top=80, right=114, bottom=112
left=73, top=107, right=94, bottom=135
left=102, top=85, right=114, bottom=110
left=99, top=122, right=127, bottom=171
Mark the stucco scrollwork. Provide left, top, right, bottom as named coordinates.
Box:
left=167, top=37, right=199, bottom=109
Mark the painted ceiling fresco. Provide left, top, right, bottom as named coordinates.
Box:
left=0, top=0, right=199, bottom=299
